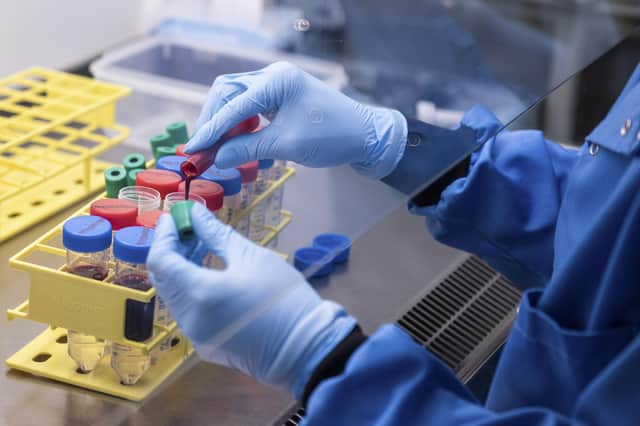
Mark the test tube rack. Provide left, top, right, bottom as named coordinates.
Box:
left=5, top=166, right=295, bottom=401
left=0, top=68, right=130, bottom=243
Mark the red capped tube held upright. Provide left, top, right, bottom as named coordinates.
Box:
left=181, top=116, right=260, bottom=179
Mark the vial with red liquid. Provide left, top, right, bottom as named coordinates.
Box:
left=249, top=159, right=274, bottom=242
left=265, top=160, right=287, bottom=247
left=235, top=161, right=259, bottom=236
left=62, top=215, right=112, bottom=373
left=198, top=166, right=242, bottom=225
left=111, top=226, right=156, bottom=385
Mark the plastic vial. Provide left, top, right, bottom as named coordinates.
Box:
left=265, top=160, right=287, bottom=247
left=135, top=169, right=183, bottom=200
left=199, top=166, right=242, bottom=225
left=249, top=159, right=274, bottom=243
left=118, top=186, right=162, bottom=213
left=62, top=215, right=112, bottom=373
left=90, top=198, right=138, bottom=231
left=123, top=153, right=146, bottom=173
left=235, top=161, right=259, bottom=236
left=111, top=226, right=156, bottom=385
left=104, top=166, right=128, bottom=198
left=163, top=191, right=207, bottom=212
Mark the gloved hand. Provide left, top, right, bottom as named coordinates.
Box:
left=186, top=61, right=408, bottom=179
left=147, top=203, right=357, bottom=398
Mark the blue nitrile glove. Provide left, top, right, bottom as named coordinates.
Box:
left=147, top=203, right=357, bottom=398
left=185, top=61, right=408, bottom=179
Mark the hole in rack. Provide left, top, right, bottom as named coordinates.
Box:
left=1, top=150, right=16, bottom=157
left=31, top=116, right=51, bottom=123
left=170, top=337, right=181, bottom=347
left=33, top=353, right=52, bottom=363
left=92, top=127, right=121, bottom=139
left=65, top=120, right=88, bottom=130
left=95, top=167, right=106, bottom=174
left=15, top=100, right=40, bottom=108
left=56, top=335, right=68, bottom=344
left=74, top=179, right=83, bottom=185
left=0, top=109, right=17, bottom=118
left=0, top=94, right=7, bottom=101
left=19, top=141, right=47, bottom=149
left=25, top=75, right=47, bottom=82
left=8, top=212, right=21, bottom=218
left=43, top=130, right=67, bottom=140
left=71, top=138, right=99, bottom=149
left=55, top=147, right=79, bottom=156
left=75, top=368, right=89, bottom=375
left=53, top=189, right=66, bottom=196
left=31, top=200, right=44, bottom=206
left=36, top=90, right=47, bottom=97
left=6, top=83, right=30, bottom=92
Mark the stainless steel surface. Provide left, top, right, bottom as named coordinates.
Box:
left=0, top=116, right=464, bottom=425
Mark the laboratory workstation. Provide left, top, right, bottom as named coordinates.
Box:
left=2, top=1, right=640, bottom=425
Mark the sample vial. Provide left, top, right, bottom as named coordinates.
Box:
left=249, top=159, right=274, bottom=243
left=127, top=169, right=144, bottom=187
left=104, top=166, right=128, bottom=198
left=62, top=215, right=112, bottom=373
left=177, top=180, right=224, bottom=214
left=135, top=169, right=183, bottom=200
left=198, top=166, right=242, bottom=225
left=118, top=186, right=162, bottom=213
left=265, top=160, right=287, bottom=246
left=149, top=134, right=172, bottom=159
left=123, top=153, right=146, bottom=172
left=90, top=198, right=138, bottom=231
left=163, top=192, right=207, bottom=211
left=235, top=161, right=259, bottom=236
left=156, top=155, right=186, bottom=178
left=111, top=226, right=156, bottom=385
left=166, top=122, right=189, bottom=145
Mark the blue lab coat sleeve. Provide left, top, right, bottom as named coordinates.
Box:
left=397, top=107, right=577, bottom=289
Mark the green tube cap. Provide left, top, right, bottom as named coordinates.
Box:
left=166, top=122, right=189, bottom=145
left=127, top=168, right=144, bottom=186
left=170, top=200, right=196, bottom=241
left=156, top=145, right=177, bottom=159
left=104, top=166, right=127, bottom=198
left=150, top=133, right=172, bottom=158
left=123, top=153, right=147, bottom=172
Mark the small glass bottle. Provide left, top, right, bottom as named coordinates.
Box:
left=111, top=226, right=156, bottom=385
left=62, top=215, right=112, bottom=373
left=249, top=159, right=274, bottom=243
left=235, top=161, right=259, bottom=237
left=198, top=166, right=242, bottom=225
left=265, top=160, right=287, bottom=247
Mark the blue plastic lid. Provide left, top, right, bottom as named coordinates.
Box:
left=258, top=159, right=274, bottom=170
left=156, top=155, right=186, bottom=177
left=62, top=215, right=112, bottom=253
left=198, top=165, right=242, bottom=196
left=312, top=233, right=352, bottom=263
left=294, top=247, right=333, bottom=278
left=113, top=226, right=155, bottom=264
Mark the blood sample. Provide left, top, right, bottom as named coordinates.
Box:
left=62, top=215, right=112, bottom=373
left=90, top=198, right=138, bottom=231
left=111, top=226, right=155, bottom=385
left=178, top=180, right=223, bottom=213
left=135, top=210, right=164, bottom=229
left=156, top=155, right=186, bottom=178
left=198, top=166, right=242, bottom=224
left=135, top=169, right=183, bottom=199
left=249, top=159, right=274, bottom=242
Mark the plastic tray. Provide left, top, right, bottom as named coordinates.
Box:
left=0, top=67, right=130, bottom=242
left=6, top=166, right=295, bottom=401
left=90, top=35, right=347, bottom=105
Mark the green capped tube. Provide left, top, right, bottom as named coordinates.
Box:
left=104, top=166, right=127, bottom=198
left=127, top=169, right=144, bottom=186
left=150, top=134, right=172, bottom=159
left=166, top=122, right=189, bottom=145
left=170, top=200, right=196, bottom=241
left=156, top=145, right=177, bottom=159
left=123, top=153, right=146, bottom=172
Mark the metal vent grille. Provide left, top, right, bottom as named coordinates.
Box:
left=397, top=255, right=521, bottom=381
left=278, top=255, right=521, bottom=425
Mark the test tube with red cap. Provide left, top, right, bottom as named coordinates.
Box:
left=198, top=166, right=243, bottom=224
left=135, top=169, right=183, bottom=202
left=249, top=159, right=274, bottom=242
left=235, top=161, right=259, bottom=236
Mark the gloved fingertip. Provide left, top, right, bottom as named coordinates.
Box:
left=215, top=146, right=242, bottom=169
left=190, top=201, right=211, bottom=219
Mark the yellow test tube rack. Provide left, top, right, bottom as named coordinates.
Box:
left=0, top=67, right=130, bottom=243
left=6, top=166, right=295, bottom=401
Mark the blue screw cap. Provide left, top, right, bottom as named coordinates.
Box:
left=258, top=159, right=274, bottom=170
left=313, top=233, right=351, bottom=263
left=156, top=155, right=187, bottom=178
left=199, top=165, right=242, bottom=196
left=294, top=247, right=333, bottom=278
left=62, top=215, right=112, bottom=253
left=113, top=226, right=155, bottom=264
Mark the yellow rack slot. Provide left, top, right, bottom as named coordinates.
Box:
left=7, top=166, right=295, bottom=401
left=0, top=67, right=130, bottom=242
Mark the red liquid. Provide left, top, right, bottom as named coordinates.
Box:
left=185, top=176, right=192, bottom=201
left=115, top=273, right=155, bottom=342
left=180, top=116, right=260, bottom=182
left=69, top=264, right=108, bottom=281
left=116, top=273, right=151, bottom=291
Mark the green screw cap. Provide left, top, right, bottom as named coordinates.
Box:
left=104, top=166, right=127, bottom=198
left=170, top=200, right=196, bottom=241
left=127, top=168, right=144, bottom=186
left=123, top=153, right=146, bottom=172
left=156, top=145, right=177, bottom=159
left=150, top=133, right=172, bottom=159
left=166, top=122, right=189, bottom=145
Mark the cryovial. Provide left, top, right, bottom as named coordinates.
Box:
left=118, top=186, right=162, bottom=213
left=163, top=191, right=207, bottom=211
left=135, top=169, right=183, bottom=200
left=265, top=160, right=287, bottom=246
left=62, top=215, right=112, bottom=373
left=111, top=226, right=156, bottom=385
left=90, top=198, right=138, bottom=231
left=249, top=159, right=274, bottom=243
left=198, top=166, right=242, bottom=225
left=235, top=161, right=259, bottom=236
